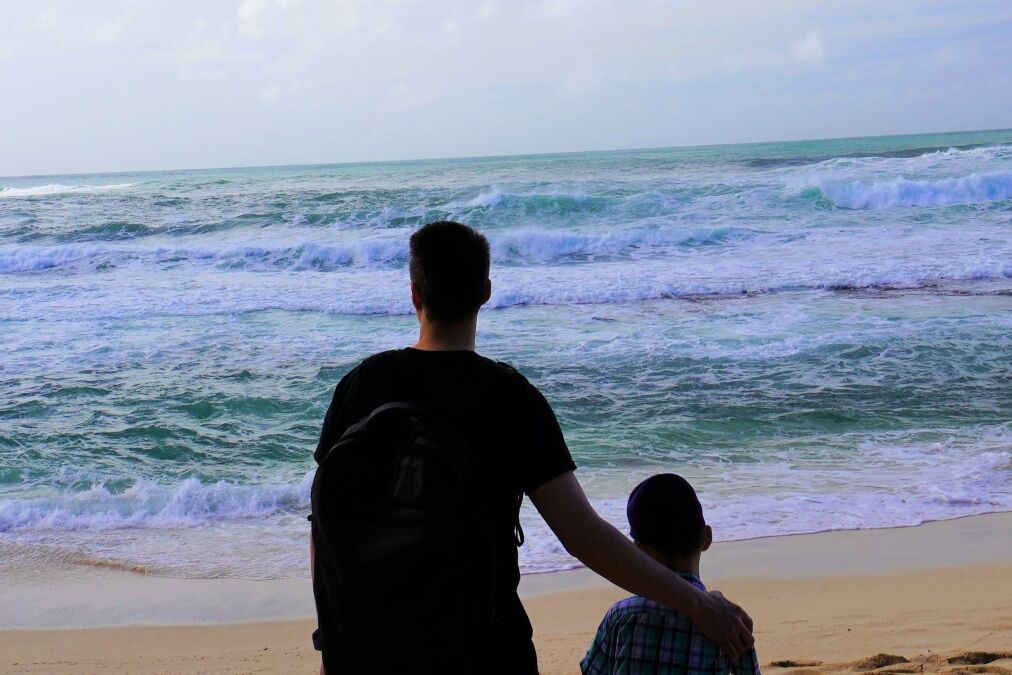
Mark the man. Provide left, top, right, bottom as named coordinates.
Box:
left=312, top=221, right=753, bottom=674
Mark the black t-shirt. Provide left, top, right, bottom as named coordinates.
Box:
left=314, top=347, right=576, bottom=674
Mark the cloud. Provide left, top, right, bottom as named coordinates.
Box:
left=88, top=17, right=131, bottom=43
left=791, top=30, right=825, bottom=66
left=258, top=82, right=283, bottom=104
left=237, top=0, right=301, bottom=38
left=562, top=61, right=602, bottom=97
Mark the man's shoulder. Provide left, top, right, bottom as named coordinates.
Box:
left=485, top=355, right=520, bottom=375
left=358, top=349, right=399, bottom=369
left=482, top=357, right=534, bottom=393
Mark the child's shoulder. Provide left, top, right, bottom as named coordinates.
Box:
left=604, top=595, right=686, bottom=625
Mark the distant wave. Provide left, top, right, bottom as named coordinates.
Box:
left=0, top=183, right=136, bottom=198
left=0, top=226, right=752, bottom=274
left=809, top=171, right=1012, bottom=209
left=0, top=473, right=313, bottom=532
left=0, top=244, right=106, bottom=272
left=490, top=226, right=742, bottom=261
left=445, top=187, right=609, bottom=214
left=4, top=188, right=676, bottom=245
left=747, top=142, right=1006, bottom=168
left=486, top=267, right=1012, bottom=312
left=5, top=260, right=1008, bottom=323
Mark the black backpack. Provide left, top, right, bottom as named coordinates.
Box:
left=310, top=401, right=500, bottom=674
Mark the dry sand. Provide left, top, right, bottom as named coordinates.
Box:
left=1, top=513, right=1009, bottom=674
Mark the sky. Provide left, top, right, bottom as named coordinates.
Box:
left=1, top=0, right=1010, bottom=176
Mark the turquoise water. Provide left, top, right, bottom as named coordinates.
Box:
left=1, top=130, right=1010, bottom=578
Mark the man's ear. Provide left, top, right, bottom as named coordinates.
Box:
left=701, top=525, right=713, bottom=552
left=481, top=278, right=492, bottom=305
left=410, top=282, right=423, bottom=313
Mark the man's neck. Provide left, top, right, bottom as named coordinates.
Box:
left=412, top=315, right=478, bottom=352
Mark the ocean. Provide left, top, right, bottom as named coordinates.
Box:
left=1, top=129, right=1010, bottom=579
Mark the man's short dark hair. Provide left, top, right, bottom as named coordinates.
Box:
left=627, top=474, right=706, bottom=557
left=409, top=221, right=491, bottom=323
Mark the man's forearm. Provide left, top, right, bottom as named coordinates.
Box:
left=561, top=511, right=701, bottom=617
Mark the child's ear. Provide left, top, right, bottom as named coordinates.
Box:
left=701, top=525, right=713, bottom=552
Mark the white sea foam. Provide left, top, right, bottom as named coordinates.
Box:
left=0, top=183, right=135, bottom=198
left=1, top=432, right=1007, bottom=578
left=813, top=170, right=1012, bottom=209
left=0, top=472, right=314, bottom=532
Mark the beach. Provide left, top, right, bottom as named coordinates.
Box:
left=2, top=512, right=1009, bottom=674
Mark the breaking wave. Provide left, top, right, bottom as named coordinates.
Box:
left=0, top=226, right=752, bottom=274
left=0, top=183, right=135, bottom=198
left=0, top=473, right=313, bottom=532
left=2, top=437, right=1007, bottom=578
left=748, top=142, right=1004, bottom=168
left=810, top=171, right=1012, bottom=209
left=446, top=187, right=607, bottom=214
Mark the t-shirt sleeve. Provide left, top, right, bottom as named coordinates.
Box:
left=511, top=374, right=577, bottom=494
left=313, top=366, right=362, bottom=464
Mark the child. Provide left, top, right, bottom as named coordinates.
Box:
left=581, top=474, right=761, bottom=675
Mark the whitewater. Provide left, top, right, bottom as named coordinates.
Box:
left=1, top=129, right=1010, bottom=578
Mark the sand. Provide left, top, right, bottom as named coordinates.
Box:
left=1, top=513, right=1010, bottom=674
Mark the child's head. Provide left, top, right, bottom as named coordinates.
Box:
left=627, top=473, right=713, bottom=572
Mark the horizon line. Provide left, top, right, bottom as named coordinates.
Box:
left=3, top=126, right=1010, bottom=182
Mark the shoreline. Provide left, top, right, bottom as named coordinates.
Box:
left=1, top=511, right=1010, bottom=629
left=1, top=512, right=1010, bottom=673
left=520, top=510, right=1012, bottom=596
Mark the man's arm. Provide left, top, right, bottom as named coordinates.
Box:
left=529, top=471, right=754, bottom=660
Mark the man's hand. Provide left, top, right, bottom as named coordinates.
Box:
left=692, top=590, right=754, bottom=660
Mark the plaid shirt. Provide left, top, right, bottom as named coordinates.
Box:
left=581, top=574, right=761, bottom=675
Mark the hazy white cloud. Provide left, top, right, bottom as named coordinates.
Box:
left=238, top=0, right=302, bottom=38
left=88, top=19, right=130, bottom=43
left=0, top=0, right=1009, bottom=176
left=792, top=31, right=826, bottom=66
left=258, top=82, right=284, bottom=104
left=562, top=61, right=603, bottom=97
